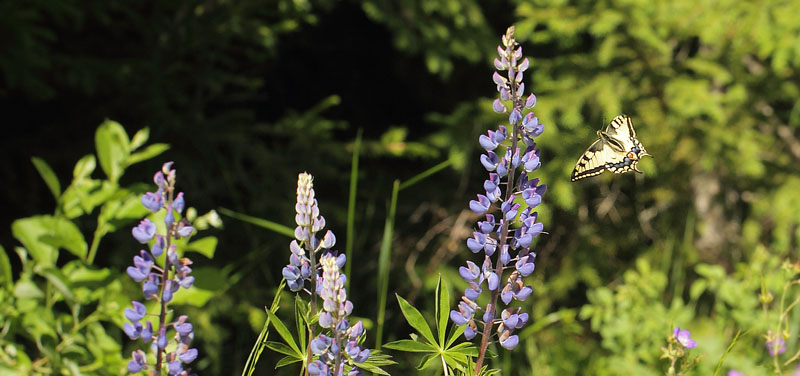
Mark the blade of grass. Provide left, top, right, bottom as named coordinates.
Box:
left=241, top=279, right=286, bottom=376
left=218, top=207, right=294, bottom=238
left=345, top=128, right=362, bottom=290
left=375, top=179, right=399, bottom=348
left=375, top=158, right=452, bottom=347
left=713, top=329, right=743, bottom=376
left=398, top=159, right=453, bottom=191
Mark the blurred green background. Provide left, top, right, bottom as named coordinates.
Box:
left=2, top=0, right=800, bottom=375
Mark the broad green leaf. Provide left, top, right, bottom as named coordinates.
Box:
left=127, top=143, right=169, bottom=166
left=31, top=157, right=60, bottom=199
left=265, top=307, right=301, bottom=355
left=395, top=293, right=436, bottom=345
left=129, top=127, right=150, bottom=150
left=12, top=216, right=58, bottom=266
left=73, top=155, right=96, bottom=179
left=185, top=237, right=218, bottom=259
left=36, top=266, right=75, bottom=302
left=13, top=215, right=89, bottom=262
left=383, top=339, right=437, bottom=352
left=14, top=279, right=44, bottom=299
left=0, top=245, right=12, bottom=289
left=95, top=119, right=131, bottom=182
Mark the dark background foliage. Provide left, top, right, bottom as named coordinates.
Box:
left=2, top=0, right=800, bottom=375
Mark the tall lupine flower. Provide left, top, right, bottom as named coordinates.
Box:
left=450, top=26, right=545, bottom=372
left=125, top=162, right=198, bottom=375
left=308, top=253, right=369, bottom=376
left=283, top=172, right=369, bottom=376
left=283, top=173, right=336, bottom=293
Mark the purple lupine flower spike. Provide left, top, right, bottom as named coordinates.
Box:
left=124, top=162, right=199, bottom=374
left=285, top=172, right=371, bottom=374
left=450, top=26, right=545, bottom=367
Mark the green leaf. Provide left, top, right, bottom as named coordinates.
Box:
left=14, top=279, right=44, bottom=299
left=127, top=143, right=170, bottom=166
left=275, top=356, right=303, bottom=368
left=436, top=275, right=450, bottom=346
left=218, top=207, right=294, bottom=237
left=129, top=127, right=150, bottom=151
left=73, top=155, right=96, bottom=180
left=242, top=280, right=285, bottom=376
left=445, top=324, right=467, bottom=348
left=95, top=119, right=131, bottom=182
left=36, top=266, right=74, bottom=302
left=713, top=329, right=743, bottom=376
left=264, top=341, right=301, bottom=358
left=0, top=245, right=12, bottom=290
left=383, top=339, right=437, bottom=353
left=294, top=296, right=308, bottom=352
left=185, top=237, right=218, bottom=259
left=265, top=306, right=301, bottom=355
left=396, top=293, right=436, bottom=345
left=13, top=215, right=88, bottom=262
left=416, top=352, right=440, bottom=370
left=12, top=216, right=58, bottom=266
left=31, top=157, right=61, bottom=199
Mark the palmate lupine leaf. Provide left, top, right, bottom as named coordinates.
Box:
left=385, top=275, right=477, bottom=373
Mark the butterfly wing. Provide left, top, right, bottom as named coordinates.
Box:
left=604, top=114, right=636, bottom=139
left=571, top=138, right=625, bottom=181
left=572, top=115, right=649, bottom=181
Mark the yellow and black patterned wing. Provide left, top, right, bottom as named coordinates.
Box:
left=571, top=114, right=649, bottom=181
left=571, top=138, right=627, bottom=181
left=604, top=114, right=636, bottom=139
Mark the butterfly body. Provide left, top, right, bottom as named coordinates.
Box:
left=571, top=115, right=649, bottom=181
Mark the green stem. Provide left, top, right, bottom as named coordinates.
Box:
left=345, top=128, right=362, bottom=290
left=375, top=180, right=399, bottom=348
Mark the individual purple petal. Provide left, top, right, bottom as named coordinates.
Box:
left=141, top=191, right=163, bottom=213
left=355, top=348, right=370, bottom=363
left=125, top=301, right=147, bottom=322
left=499, top=333, right=519, bottom=350
left=450, top=310, right=468, bottom=325
left=123, top=322, right=142, bottom=339
left=509, top=109, right=522, bottom=125
left=173, top=192, right=185, bottom=214
left=176, top=322, right=193, bottom=336
left=141, top=321, right=153, bottom=342
left=168, top=360, right=182, bottom=375
left=492, top=99, right=507, bottom=114
left=132, top=219, right=156, bottom=244
left=464, top=324, right=476, bottom=340
left=515, top=286, right=532, bottom=301
left=518, top=58, right=530, bottom=72
left=179, top=348, right=198, bottom=363
left=127, top=266, right=147, bottom=282
left=525, top=93, right=536, bottom=108
left=487, top=272, right=499, bottom=291
left=176, top=220, right=193, bottom=238
left=157, top=328, right=168, bottom=349
left=162, top=280, right=174, bottom=303
left=469, top=194, right=491, bottom=214
left=492, top=72, right=506, bottom=86
left=321, top=230, right=336, bottom=249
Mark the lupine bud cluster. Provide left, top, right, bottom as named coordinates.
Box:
left=308, top=253, right=369, bottom=376
left=125, top=162, right=198, bottom=375
left=283, top=173, right=336, bottom=292
left=283, top=172, right=369, bottom=376
left=450, top=26, right=545, bottom=355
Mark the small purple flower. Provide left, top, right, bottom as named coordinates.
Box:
left=179, top=348, right=198, bottom=363
left=727, top=371, right=744, bottom=376
left=125, top=301, right=147, bottom=322
left=767, top=337, right=786, bottom=357
left=141, top=191, right=163, bottom=212
left=128, top=349, right=147, bottom=373
left=132, top=219, right=156, bottom=243
left=673, top=327, right=697, bottom=349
